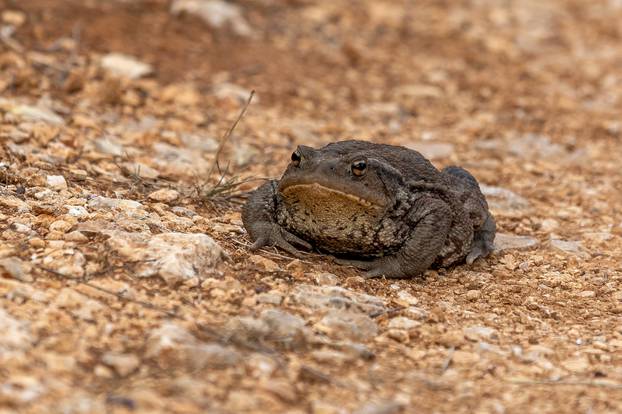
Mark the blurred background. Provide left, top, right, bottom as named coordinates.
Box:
left=3, top=0, right=620, bottom=200
left=3, top=0, right=621, bottom=181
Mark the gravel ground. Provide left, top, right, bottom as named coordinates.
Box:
left=1, top=1, right=621, bottom=413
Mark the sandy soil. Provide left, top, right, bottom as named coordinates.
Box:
left=0, top=0, right=621, bottom=413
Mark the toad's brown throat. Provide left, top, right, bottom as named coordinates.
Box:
left=280, top=183, right=383, bottom=209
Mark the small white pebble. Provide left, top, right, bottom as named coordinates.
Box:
left=46, top=175, right=67, bottom=190
left=34, top=189, right=54, bottom=200
left=11, top=222, right=31, bottom=233
left=66, top=206, right=89, bottom=218
left=148, top=188, right=179, bottom=202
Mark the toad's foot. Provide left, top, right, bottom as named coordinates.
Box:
left=466, top=214, right=496, bottom=264
left=249, top=223, right=312, bottom=258
left=335, top=258, right=407, bottom=279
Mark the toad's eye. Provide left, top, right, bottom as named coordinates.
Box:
left=351, top=159, right=367, bottom=176
left=291, top=150, right=301, bottom=166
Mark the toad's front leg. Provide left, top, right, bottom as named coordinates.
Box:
left=338, top=198, right=452, bottom=279
left=242, top=180, right=312, bottom=256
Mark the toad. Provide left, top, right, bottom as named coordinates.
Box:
left=242, top=140, right=495, bottom=278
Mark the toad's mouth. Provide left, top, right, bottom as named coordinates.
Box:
left=279, top=183, right=384, bottom=210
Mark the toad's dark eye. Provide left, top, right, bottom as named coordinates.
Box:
left=351, top=159, right=367, bottom=176
left=291, top=150, right=301, bottom=166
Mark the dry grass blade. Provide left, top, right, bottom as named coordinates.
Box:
left=195, top=90, right=256, bottom=205
left=209, top=89, right=255, bottom=178
left=37, top=265, right=181, bottom=319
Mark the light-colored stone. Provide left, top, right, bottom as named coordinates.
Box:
left=101, top=53, right=153, bottom=79
left=46, top=175, right=67, bottom=190
left=180, top=132, right=219, bottom=151
left=2, top=10, right=26, bottom=26
left=480, top=185, right=530, bottom=215
left=466, top=290, right=481, bottom=301
left=386, top=329, right=410, bottom=342
left=213, top=82, right=255, bottom=103
left=1, top=279, right=49, bottom=303
left=11, top=222, right=31, bottom=233
left=94, top=135, right=124, bottom=156
left=583, top=231, right=613, bottom=242
left=49, top=220, right=72, bottom=233
left=353, top=400, right=404, bottom=414
left=387, top=316, right=420, bottom=330
left=494, top=233, right=539, bottom=252
left=172, top=206, right=197, bottom=218
left=562, top=355, right=590, bottom=373
left=148, top=188, right=179, bottom=202
left=313, top=272, right=339, bottom=286
left=550, top=238, right=588, bottom=258
left=106, top=231, right=227, bottom=285
left=146, top=322, right=240, bottom=369
left=477, top=341, right=508, bottom=356
left=225, top=316, right=270, bottom=342
left=64, top=231, right=88, bottom=242
left=11, top=104, right=64, bottom=125
left=94, top=364, right=114, bottom=378
left=0, top=257, right=33, bottom=282
left=249, top=255, right=280, bottom=272
left=34, top=189, right=55, bottom=200
left=464, top=326, right=498, bottom=341
left=42, top=249, right=85, bottom=278
left=257, top=292, right=283, bottom=305
left=290, top=284, right=386, bottom=315
left=508, top=133, right=565, bottom=158
left=0, top=195, right=30, bottom=213
left=146, top=323, right=196, bottom=357
left=122, top=162, right=160, bottom=179
left=152, top=142, right=211, bottom=175
left=171, top=0, right=253, bottom=36
left=193, top=343, right=241, bottom=368
left=65, top=205, right=89, bottom=218
left=247, top=353, right=278, bottom=378
left=29, top=238, right=45, bottom=248
left=87, top=196, right=143, bottom=210
left=311, top=349, right=351, bottom=365
left=404, top=306, right=428, bottom=320
left=316, top=310, right=378, bottom=341
left=540, top=218, right=559, bottom=232
left=395, top=290, right=418, bottom=306
left=261, top=309, right=307, bottom=343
